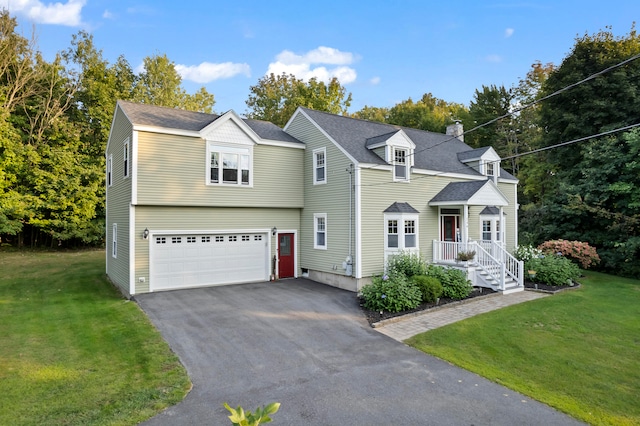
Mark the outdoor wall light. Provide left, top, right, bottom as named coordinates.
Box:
left=271, top=226, right=277, bottom=236
left=143, top=228, right=149, bottom=239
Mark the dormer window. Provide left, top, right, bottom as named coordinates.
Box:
left=485, top=161, right=495, bottom=177
left=394, top=148, right=408, bottom=181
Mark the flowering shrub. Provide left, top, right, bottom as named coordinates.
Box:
left=537, top=240, right=600, bottom=269
left=360, top=272, right=422, bottom=313
left=526, top=255, right=581, bottom=286
left=514, top=245, right=543, bottom=262
left=386, top=251, right=427, bottom=278
left=424, top=265, right=472, bottom=300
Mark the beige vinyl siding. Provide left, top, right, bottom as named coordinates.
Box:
left=136, top=131, right=303, bottom=208
left=286, top=114, right=354, bottom=276
left=359, top=169, right=464, bottom=277
left=133, top=206, right=300, bottom=293
left=105, top=107, right=133, bottom=294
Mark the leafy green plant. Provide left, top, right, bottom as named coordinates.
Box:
left=386, top=251, right=427, bottom=278
left=361, top=272, right=422, bottom=313
left=455, top=250, right=476, bottom=262
left=526, top=255, right=580, bottom=286
left=537, top=239, right=600, bottom=269
left=223, top=402, right=280, bottom=426
left=411, top=275, right=443, bottom=302
left=424, top=265, right=472, bottom=300
left=514, top=244, right=543, bottom=262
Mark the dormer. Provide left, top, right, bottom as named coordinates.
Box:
left=366, top=130, right=416, bottom=182
left=457, top=146, right=501, bottom=183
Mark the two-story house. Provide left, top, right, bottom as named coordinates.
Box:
left=106, top=101, right=523, bottom=297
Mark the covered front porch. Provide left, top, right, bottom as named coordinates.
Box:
left=428, top=180, right=524, bottom=293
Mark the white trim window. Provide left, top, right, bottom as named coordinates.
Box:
left=123, top=138, right=129, bottom=178
left=393, top=148, right=409, bottom=181
left=313, top=147, right=326, bottom=184
left=107, top=154, right=113, bottom=187
left=112, top=223, right=117, bottom=258
left=207, top=144, right=252, bottom=186
left=480, top=216, right=502, bottom=242
left=485, top=161, right=495, bottom=178
left=384, top=214, right=419, bottom=251
left=314, top=213, right=327, bottom=249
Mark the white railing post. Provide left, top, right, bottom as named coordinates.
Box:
left=501, top=262, right=506, bottom=291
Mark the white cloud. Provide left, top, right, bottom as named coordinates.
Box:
left=175, top=62, right=251, bottom=83
left=103, top=9, right=115, bottom=19
left=485, top=54, right=503, bottom=63
left=370, top=76, right=381, bottom=85
left=266, top=46, right=358, bottom=84
left=0, top=0, right=85, bottom=26
left=505, top=28, right=514, bottom=38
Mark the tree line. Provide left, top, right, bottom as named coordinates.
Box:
left=0, top=9, right=637, bottom=276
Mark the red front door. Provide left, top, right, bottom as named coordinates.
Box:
left=441, top=216, right=460, bottom=242
left=278, top=233, right=294, bottom=278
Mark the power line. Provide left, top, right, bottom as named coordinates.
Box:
left=357, top=122, right=640, bottom=187
left=358, top=52, right=640, bottom=173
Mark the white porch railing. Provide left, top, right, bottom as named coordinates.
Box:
left=432, top=240, right=524, bottom=291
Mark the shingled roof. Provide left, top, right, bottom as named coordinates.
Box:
left=117, top=100, right=302, bottom=144
left=296, top=108, right=516, bottom=179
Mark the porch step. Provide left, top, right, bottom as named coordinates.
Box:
left=477, top=270, right=523, bottom=294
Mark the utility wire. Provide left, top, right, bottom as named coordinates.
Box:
left=358, top=52, right=640, bottom=173
left=357, top=122, right=640, bottom=187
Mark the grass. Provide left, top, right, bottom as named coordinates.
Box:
left=0, top=250, right=191, bottom=425
left=406, top=271, right=640, bottom=426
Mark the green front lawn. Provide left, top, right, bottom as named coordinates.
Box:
left=407, top=271, right=640, bottom=426
left=0, top=250, right=191, bottom=425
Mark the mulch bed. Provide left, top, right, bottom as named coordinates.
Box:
left=360, top=286, right=497, bottom=326
left=524, top=279, right=581, bottom=293
left=360, top=280, right=583, bottom=326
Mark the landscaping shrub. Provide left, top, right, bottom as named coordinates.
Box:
left=526, top=255, right=581, bottom=286
left=514, top=245, right=543, bottom=262
left=424, top=265, right=473, bottom=300
left=537, top=239, right=600, bottom=269
left=361, top=273, right=422, bottom=313
left=386, top=251, right=427, bottom=278
left=411, top=275, right=443, bottom=303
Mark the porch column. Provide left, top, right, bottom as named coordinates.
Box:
left=499, top=206, right=505, bottom=244
left=463, top=204, right=469, bottom=247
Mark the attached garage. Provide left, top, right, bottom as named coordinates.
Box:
left=150, top=232, right=269, bottom=291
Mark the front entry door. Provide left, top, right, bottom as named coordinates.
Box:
left=278, top=233, right=294, bottom=278
left=441, top=216, right=460, bottom=242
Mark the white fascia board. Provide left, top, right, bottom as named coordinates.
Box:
left=259, top=139, right=306, bottom=149
left=360, top=163, right=393, bottom=172
left=133, top=124, right=200, bottom=138
left=148, top=228, right=272, bottom=235
left=413, top=168, right=487, bottom=180
left=292, top=108, right=359, bottom=165
left=498, top=176, right=519, bottom=184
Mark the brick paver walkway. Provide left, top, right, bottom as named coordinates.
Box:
left=374, top=290, right=549, bottom=342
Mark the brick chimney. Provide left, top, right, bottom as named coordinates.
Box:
left=446, top=121, right=464, bottom=142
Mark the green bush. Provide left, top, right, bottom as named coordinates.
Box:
left=411, top=275, right=443, bottom=302
left=424, top=265, right=473, bottom=300
left=386, top=251, right=427, bottom=278
left=361, top=273, right=422, bottom=313
left=526, top=255, right=581, bottom=286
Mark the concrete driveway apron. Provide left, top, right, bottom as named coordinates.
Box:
left=136, top=278, right=583, bottom=425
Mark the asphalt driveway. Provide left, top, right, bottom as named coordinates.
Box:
left=136, top=278, right=583, bottom=425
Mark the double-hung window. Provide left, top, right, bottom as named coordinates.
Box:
left=314, top=213, right=327, bottom=249
left=313, top=148, right=326, bottom=184
left=208, top=144, right=252, bottom=186
left=485, top=161, right=495, bottom=178
left=385, top=214, right=419, bottom=251
left=393, top=148, right=408, bottom=181
left=112, top=223, right=117, bottom=258
left=107, top=154, right=113, bottom=187
left=123, top=138, right=129, bottom=178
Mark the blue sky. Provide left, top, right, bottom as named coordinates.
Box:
left=3, top=0, right=638, bottom=115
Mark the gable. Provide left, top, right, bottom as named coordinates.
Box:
left=202, top=118, right=256, bottom=146
left=429, top=180, right=509, bottom=206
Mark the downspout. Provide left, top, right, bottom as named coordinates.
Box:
left=346, top=164, right=354, bottom=276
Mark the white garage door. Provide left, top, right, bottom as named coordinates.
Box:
left=150, top=233, right=269, bottom=291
